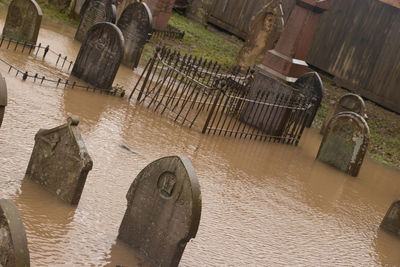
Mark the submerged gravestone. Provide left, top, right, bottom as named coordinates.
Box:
left=0, top=73, right=7, bottom=128
left=118, top=156, right=202, bottom=267
left=25, top=116, right=93, bottom=205
left=117, top=2, right=152, bottom=69
left=0, top=199, right=30, bottom=266
left=71, top=22, right=124, bottom=90
left=321, top=93, right=367, bottom=134
left=2, top=0, right=42, bottom=45
left=381, top=199, right=400, bottom=238
left=293, top=72, right=323, bottom=127
left=317, top=111, right=370, bottom=177
left=236, top=1, right=283, bottom=67
left=74, top=0, right=116, bottom=42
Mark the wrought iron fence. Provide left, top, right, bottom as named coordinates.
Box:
left=129, top=46, right=314, bottom=145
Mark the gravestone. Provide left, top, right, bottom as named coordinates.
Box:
left=118, top=156, right=202, bottom=267
left=74, top=0, right=116, bottom=42
left=317, top=111, right=370, bottom=177
left=0, top=199, right=30, bottom=266
left=25, top=116, right=93, bottom=205
left=71, top=22, right=125, bottom=90
left=321, top=93, right=367, bottom=134
left=380, top=199, right=400, bottom=238
left=240, top=71, right=295, bottom=135
left=117, top=2, right=152, bottom=69
left=0, top=73, right=7, bottom=128
left=145, top=0, right=175, bottom=30
left=236, top=1, right=283, bottom=67
left=2, top=0, right=42, bottom=45
left=293, top=72, right=323, bottom=127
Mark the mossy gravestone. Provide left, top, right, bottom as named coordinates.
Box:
left=321, top=93, right=367, bottom=134
left=381, top=200, right=400, bottom=238
left=317, top=111, right=370, bottom=177
left=117, top=2, right=152, bottom=69
left=71, top=22, right=124, bottom=90
left=0, top=199, right=30, bottom=267
left=0, top=73, right=7, bottom=128
left=2, top=0, right=42, bottom=45
left=118, top=156, right=202, bottom=267
left=236, top=0, right=283, bottom=67
left=25, top=116, right=93, bottom=205
left=74, top=0, right=116, bottom=42
left=293, top=72, right=323, bottom=127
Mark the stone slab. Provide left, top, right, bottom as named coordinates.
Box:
left=118, top=156, right=202, bottom=267
left=72, top=22, right=125, bottom=90
left=0, top=199, right=30, bottom=267
left=25, top=116, right=93, bottom=205
left=145, top=0, right=175, bottom=30
left=0, top=73, right=7, bottom=128
left=117, top=2, right=152, bottom=69
left=2, top=0, right=42, bottom=45
left=317, top=111, right=370, bottom=177
left=381, top=199, right=400, bottom=238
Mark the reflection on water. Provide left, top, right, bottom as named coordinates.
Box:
left=0, top=10, right=400, bottom=266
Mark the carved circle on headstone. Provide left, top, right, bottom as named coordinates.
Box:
left=380, top=199, right=400, bottom=237
left=0, top=199, right=30, bottom=266
left=321, top=93, right=367, bottom=134
left=2, top=0, right=42, bottom=44
left=293, top=72, right=324, bottom=127
left=0, top=73, right=7, bottom=128
left=317, top=111, right=370, bottom=177
left=71, top=22, right=125, bottom=90
left=74, top=0, right=115, bottom=42
left=117, top=2, right=152, bottom=69
left=118, top=156, right=202, bottom=267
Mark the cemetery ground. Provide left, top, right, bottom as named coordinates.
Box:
left=0, top=0, right=398, bottom=168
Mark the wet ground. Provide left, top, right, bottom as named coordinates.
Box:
left=1, top=12, right=400, bottom=267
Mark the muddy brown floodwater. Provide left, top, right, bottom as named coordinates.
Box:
left=1, top=12, right=400, bottom=267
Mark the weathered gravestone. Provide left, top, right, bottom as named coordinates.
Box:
left=2, top=0, right=42, bottom=45
left=317, top=111, right=370, bottom=177
left=0, top=199, right=30, bottom=267
left=236, top=0, right=283, bottom=67
left=71, top=22, right=125, bottom=90
left=117, top=2, right=152, bottom=69
left=240, top=70, right=296, bottom=136
left=145, top=0, right=175, bottom=30
left=25, top=116, right=93, bottom=205
left=293, top=72, right=323, bottom=127
left=74, top=0, right=116, bottom=42
left=0, top=73, right=7, bottom=128
left=380, top=199, right=400, bottom=238
left=118, top=156, right=202, bottom=267
left=321, top=93, right=367, bottom=134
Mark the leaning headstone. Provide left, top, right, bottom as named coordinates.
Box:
left=118, top=156, right=202, bottom=267
left=293, top=72, right=323, bottom=127
left=317, top=111, right=370, bottom=177
left=25, top=116, right=93, bottom=205
left=71, top=22, right=125, bottom=90
left=0, top=73, right=7, bottom=128
left=74, top=0, right=116, bottom=42
left=117, top=2, right=152, bottom=69
left=236, top=0, right=283, bottom=67
left=321, top=93, right=367, bottom=134
left=2, top=0, right=42, bottom=45
left=380, top=199, right=400, bottom=238
left=0, top=199, right=30, bottom=266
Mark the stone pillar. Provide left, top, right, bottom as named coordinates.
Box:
left=145, top=0, right=176, bottom=30
left=258, top=0, right=329, bottom=83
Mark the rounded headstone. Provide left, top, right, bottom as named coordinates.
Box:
left=293, top=72, right=324, bottom=127
left=0, top=199, right=30, bottom=266
left=71, top=22, right=125, bottom=90
left=381, top=199, right=400, bottom=237
left=2, top=0, right=42, bottom=45
left=117, top=2, right=152, bottom=69
left=317, top=111, right=370, bottom=177
left=118, top=156, right=202, bottom=267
